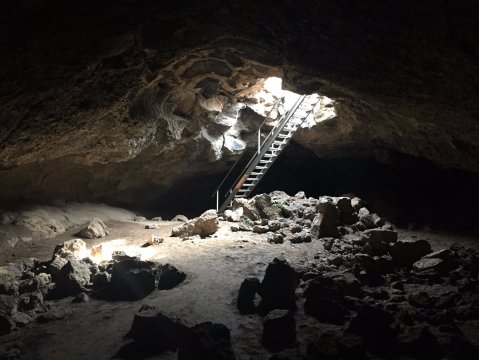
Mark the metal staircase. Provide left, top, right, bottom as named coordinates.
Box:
left=213, top=93, right=320, bottom=213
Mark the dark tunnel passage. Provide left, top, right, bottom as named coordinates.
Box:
left=142, top=142, right=479, bottom=235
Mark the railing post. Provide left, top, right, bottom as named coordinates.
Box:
left=216, top=190, right=219, bottom=212
left=257, top=129, right=261, bottom=154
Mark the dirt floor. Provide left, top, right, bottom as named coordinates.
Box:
left=1, top=207, right=479, bottom=360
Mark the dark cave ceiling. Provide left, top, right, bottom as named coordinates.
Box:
left=0, top=0, right=478, bottom=205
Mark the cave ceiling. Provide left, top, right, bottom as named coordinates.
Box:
left=0, top=0, right=478, bottom=205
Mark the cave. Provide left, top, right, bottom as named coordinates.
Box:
left=1, top=1, right=479, bottom=359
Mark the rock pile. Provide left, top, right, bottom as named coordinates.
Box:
left=119, top=305, right=235, bottom=359
left=234, top=191, right=479, bottom=359
left=0, top=239, right=186, bottom=335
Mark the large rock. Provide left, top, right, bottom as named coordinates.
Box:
left=389, top=240, right=432, bottom=267
left=19, top=273, right=54, bottom=298
left=172, top=210, right=219, bottom=238
left=0, top=264, right=23, bottom=296
left=237, top=277, right=260, bottom=314
left=262, top=310, right=296, bottom=352
left=157, top=264, right=186, bottom=290
left=348, top=305, right=396, bottom=351
left=107, top=259, right=160, bottom=300
left=53, top=259, right=91, bottom=298
left=178, top=322, right=235, bottom=360
left=335, top=197, right=358, bottom=225
left=311, top=199, right=339, bottom=238
left=257, top=258, right=298, bottom=314
left=52, top=239, right=87, bottom=260
left=127, top=304, right=189, bottom=351
left=232, top=198, right=261, bottom=221
left=0, top=295, right=16, bottom=336
left=254, top=194, right=282, bottom=220
left=412, top=258, right=446, bottom=273
left=77, top=218, right=109, bottom=239
left=304, top=272, right=361, bottom=324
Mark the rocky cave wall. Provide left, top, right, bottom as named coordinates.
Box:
left=1, top=0, right=479, bottom=215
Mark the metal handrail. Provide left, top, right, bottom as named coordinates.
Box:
left=211, top=97, right=284, bottom=197
left=213, top=94, right=308, bottom=212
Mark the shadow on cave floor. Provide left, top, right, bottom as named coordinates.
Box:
left=143, top=142, right=479, bottom=235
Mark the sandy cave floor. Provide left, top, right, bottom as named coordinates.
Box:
left=1, top=216, right=479, bottom=360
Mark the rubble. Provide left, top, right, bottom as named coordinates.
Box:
left=232, top=191, right=479, bottom=359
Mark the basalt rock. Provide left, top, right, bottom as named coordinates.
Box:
left=237, top=277, right=260, bottom=314
left=178, top=322, right=235, bottom=360
left=262, top=310, right=296, bottom=352
left=77, top=218, right=109, bottom=239
left=257, top=258, right=298, bottom=314
left=172, top=210, right=219, bottom=238
left=390, top=240, right=432, bottom=267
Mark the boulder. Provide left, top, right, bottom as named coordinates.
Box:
left=348, top=305, right=396, bottom=350
left=305, top=297, right=350, bottom=325
left=311, top=199, right=339, bottom=237
left=52, top=239, right=87, bottom=260
left=267, top=233, right=284, bottom=244
left=257, top=258, right=298, bottom=314
left=178, top=322, right=235, bottom=360
left=107, top=259, right=159, bottom=300
left=151, top=216, right=163, bottom=221
left=172, top=214, right=189, bottom=222
left=253, top=225, right=269, bottom=234
left=232, top=198, right=260, bottom=221
left=237, top=277, right=260, bottom=314
left=92, top=271, right=111, bottom=291
left=0, top=295, right=16, bottom=336
left=390, top=240, right=432, bottom=267
left=78, top=218, right=109, bottom=239
left=335, top=197, right=358, bottom=225
left=357, top=207, right=375, bottom=229
left=17, top=291, right=45, bottom=314
left=304, top=272, right=361, bottom=323
left=262, top=310, right=296, bottom=352
left=53, top=259, right=91, bottom=298
left=224, top=208, right=243, bottom=222
left=0, top=264, right=23, bottom=296
left=158, top=264, right=186, bottom=290
left=72, top=292, right=89, bottom=303
left=172, top=210, right=219, bottom=238
left=48, top=255, right=69, bottom=278
left=127, top=304, right=189, bottom=351
left=254, top=194, right=281, bottom=219
left=294, top=191, right=306, bottom=199
left=412, top=258, right=445, bottom=273
left=268, top=220, right=281, bottom=232
left=237, top=215, right=254, bottom=231
left=134, top=216, right=147, bottom=221
left=18, top=273, right=54, bottom=298
left=290, top=231, right=312, bottom=244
